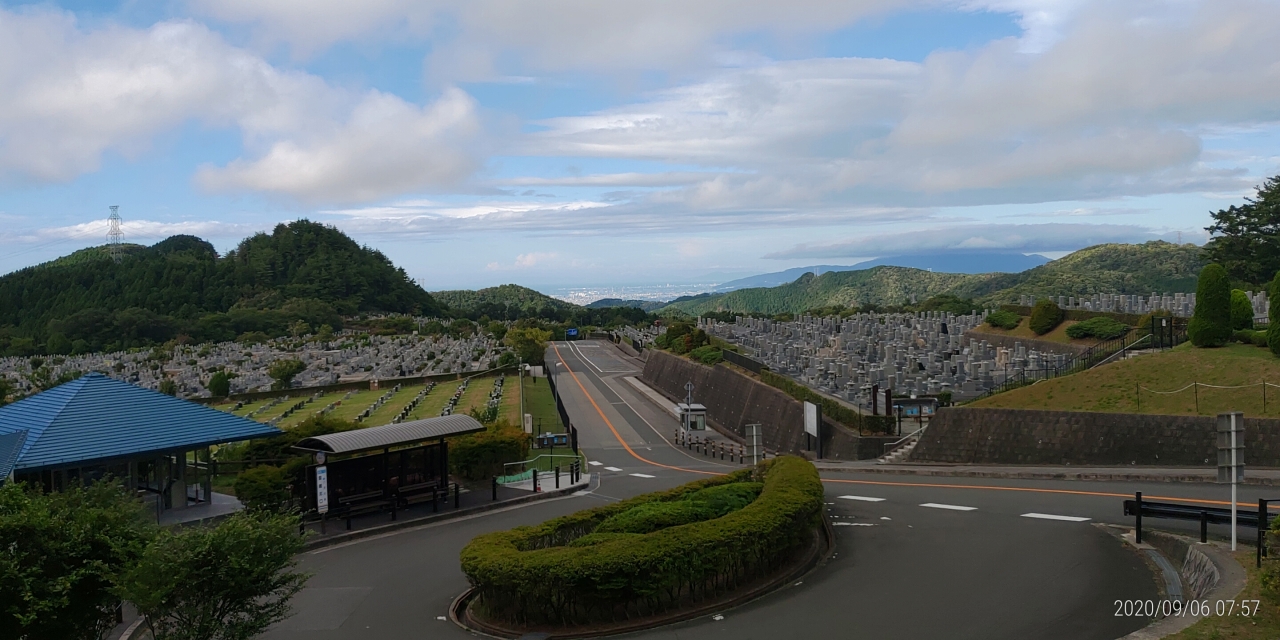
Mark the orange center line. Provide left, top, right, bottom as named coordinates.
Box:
left=551, top=343, right=721, bottom=476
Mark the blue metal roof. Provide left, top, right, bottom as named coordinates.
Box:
left=0, top=373, right=281, bottom=472
left=0, top=430, right=26, bottom=480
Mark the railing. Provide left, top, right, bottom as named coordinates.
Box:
left=881, top=423, right=927, bottom=457
left=497, top=454, right=584, bottom=484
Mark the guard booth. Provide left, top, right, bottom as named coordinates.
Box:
left=675, top=403, right=707, bottom=431
left=293, top=414, right=485, bottom=527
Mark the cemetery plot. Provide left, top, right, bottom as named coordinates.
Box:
left=520, top=376, right=562, bottom=433
left=324, top=388, right=388, bottom=423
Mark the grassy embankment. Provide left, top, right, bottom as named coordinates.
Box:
left=968, top=317, right=1103, bottom=346
left=970, top=342, right=1280, bottom=417
left=1167, top=551, right=1279, bottom=639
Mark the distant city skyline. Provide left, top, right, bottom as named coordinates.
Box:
left=0, top=1, right=1273, bottom=289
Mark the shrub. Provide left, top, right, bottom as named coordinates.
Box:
left=234, top=465, right=290, bottom=512
left=1252, top=330, right=1270, bottom=347
left=688, top=345, right=723, bottom=365
left=1189, top=263, right=1232, bottom=347
left=596, top=501, right=717, bottom=534
left=449, top=422, right=530, bottom=480
left=460, top=457, right=823, bottom=626
left=1134, top=309, right=1173, bottom=337
left=1231, top=289, right=1255, bottom=330
left=1028, top=299, right=1065, bottom=335
left=985, top=310, right=1021, bottom=330
left=1270, top=271, right=1280, bottom=356
left=1065, top=317, right=1130, bottom=340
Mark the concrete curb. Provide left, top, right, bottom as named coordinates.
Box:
left=814, top=463, right=1280, bottom=486
left=450, top=516, right=836, bottom=639
left=303, top=480, right=591, bottom=550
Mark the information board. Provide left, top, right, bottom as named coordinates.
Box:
left=315, top=465, right=329, bottom=514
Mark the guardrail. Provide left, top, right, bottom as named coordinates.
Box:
left=1123, top=492, right=1279, bottom=567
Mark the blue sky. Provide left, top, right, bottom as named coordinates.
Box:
left=0, top=0, right=1277, bottom=290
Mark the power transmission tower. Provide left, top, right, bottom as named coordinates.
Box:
left=107, top=205, right=123, bottom=263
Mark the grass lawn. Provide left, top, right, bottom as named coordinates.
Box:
left=406, top=382, right=455, bottom=420
left=969, top=317, right=1104, bottom=346
left=970, top=342, right=1280, bottom=417
left=497, top=376, right=522, bottom=425
left=363, top=386, right=415, bottom=425
left=1167, top=550, right=1279, bottom=639
left=325, top=388, right=389, bottom=422
left=523, top=375, right=563, bottom=434
left=275, top=391, right=347, bottom=430
left=250, top=397, right=299, bottom=423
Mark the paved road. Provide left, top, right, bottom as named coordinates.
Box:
left=263, top=340, right=1254, bottom=640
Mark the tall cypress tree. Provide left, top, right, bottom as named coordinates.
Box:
left=1268, top=271, right=1280, bottom=356
left=1188, top=263, right=1232, bottom=347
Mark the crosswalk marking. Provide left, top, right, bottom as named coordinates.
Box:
left=1021, top=513, right=1091, bottom=522
left=588, top=461, right=603, bottom=466
left=630, top=473, right=655, bottom=478
left=604, top=466, right=623, bottom=472
left=838, top=495, right=886, bottom=502
left=919, top=503, right=977, bottom=512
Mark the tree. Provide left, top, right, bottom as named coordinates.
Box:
left=0, top=375, right=12, bottom=406
left=207, top=370, right=231, bottom=398
left=117, top=510, right=309, bottom=640
left=1204, top=175, right=1280, bottom=285
left=1230, top=289, right=1254, bottom=330
left=1028, top=299, right=1064, bottom=335
left=268, top=359, right=306, bottom=391
left=1269, top=271, right=1280, bottom=356
left=158, top=377, right=178, bottom=396
left=503, top=327, right=551, bottom=366
left=0, top=481, right=153, bottom=640
left=1188, top=263, right=1232, bottom=347
left=45, top=332, right=71, bottom=355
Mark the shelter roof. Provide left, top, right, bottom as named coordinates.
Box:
left=294, top=414, right=486, bottom=455
left=0, top=430, right=26, bottom=480
left=0, top=373, right=282, bottom=472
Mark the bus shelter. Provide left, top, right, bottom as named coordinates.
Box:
left=293, top=414, right=485, bottom=527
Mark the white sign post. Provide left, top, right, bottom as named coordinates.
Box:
left=803, top=401, right=822, bottom=458
left=315, top=465, right=330, bottom=515
left=1217, top=412, right=1245, bottom=551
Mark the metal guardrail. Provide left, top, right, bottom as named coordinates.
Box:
left=1123, top=492, right=1279, bottom=567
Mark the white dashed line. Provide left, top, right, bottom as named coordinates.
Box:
left=919, top=503, right=977, bottom=511
left=838, top=495, right=886, bottom=502
left=1021, top=513, right=1091, bottom=522
left=630, top=473, right=656, bottom=478
left=588, top=461, right=603, bottom=466
left=833, top=522, right=876, bottom=526
left=604, top=466, right=623, bottom=472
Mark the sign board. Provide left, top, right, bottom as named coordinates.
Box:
left=315, top=465, right=330, bottom=515
left=523, top=413, right=533, bottom=434
left=1217, top=412, right=1245, bottom=483
left=803, top=402, right=819, bottom=437
left=566, top=328, right=579, bottom=337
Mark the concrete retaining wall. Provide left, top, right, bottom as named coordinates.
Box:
left=911, top=407, right=1280, bottom=466
left=641, top=351, right=890, bottom=460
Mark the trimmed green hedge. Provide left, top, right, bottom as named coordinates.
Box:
left=449, top=424, right=530, bottom=480
left=1065, top=316, right=1129, bottom=340
left=1029, top=299, right=1065, bottom=335
left=459, top=457, right=823, bottom=625
left=985, top=310, right=1021, bottom=330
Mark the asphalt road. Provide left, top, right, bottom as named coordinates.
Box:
left=260, top=340, right=1262, bottom=640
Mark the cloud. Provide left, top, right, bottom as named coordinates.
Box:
left=496, top=172, right=718, bottom=188
left=485, top=252, right=559, bottom=270
left=1000, top=206, right=1151, bottom=218
left=765, top=223, right=1170, bottom=259
left=0, top=7, right=482, bottom=202
left=5, top=219, right=266, bottom=245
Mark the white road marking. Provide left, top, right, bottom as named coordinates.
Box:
left=604, top=466, right=623, bottom=472
left=838, top=495, right=886, bottom=502
left=630, top=473, right=656, bottom=478
left=1021, top=513, right=1091, bottom=522
left=919, top=503, right=977, bottom=511
left=880, top=517, right=891, bottom=520
left=833, top=522, right=876, bottom=526
left=588, top=461, right=603, bottom=466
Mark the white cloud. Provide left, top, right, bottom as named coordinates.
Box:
left=765, top=223, right=1169, bottom=259
left=0, top=8, right=482, bottom=202
left=485, top=252, right=560, bottom=270
left=5, top=219, right=265, bottom=245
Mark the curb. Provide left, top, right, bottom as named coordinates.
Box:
left=303, top=480, right=590, bottom=550
left=450, top=516, right=836, bottom=639
left=814, top=464, right=1280, bottom=486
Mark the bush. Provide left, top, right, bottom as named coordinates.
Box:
left=1269, top=271, right=1280, bottom=356
left=234, top=465, right=290, bottom=512
left=1253, top=330, right=1270, bottom=347
left=688, top=345, right=723, bottom=365
left=596, top=501, right=717, bottom=534
left=460, top=457, right=823, bottom=626
left=1065, top=317, right=1130, bottom=340
left=1189, top=263, right=1232, bottom=347
left=1231, top=289, right=1255, bottom=330
left=1134, top=309, right=1173, bottom=337
left=985, top=310, right=1021, bottom=330
left=1028, top=299, right=1065, bottom=335
left=449, top=422, right=530, bottom=480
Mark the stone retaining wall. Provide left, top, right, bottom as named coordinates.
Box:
left=641, top=350, right=889, bottom=460
left=911, top=407, right=1280, bottom=466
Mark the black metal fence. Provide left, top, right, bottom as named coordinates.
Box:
left=722, top=349, right=765, bottom=374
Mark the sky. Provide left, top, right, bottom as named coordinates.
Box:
left=0, top=0, right=1277, bottom=291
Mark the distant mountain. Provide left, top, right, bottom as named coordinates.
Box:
left=660, top=241, right=1203, bottom=316
left=584, top=298, right=668, bottom=312
left=714, top=252, right=1050, bottom=292
left=433, top=284, right=578, bottom=314
left=0, top=220, right=441, bottom=355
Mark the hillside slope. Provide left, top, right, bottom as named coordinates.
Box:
left=433, top=284, right=577, bottom=314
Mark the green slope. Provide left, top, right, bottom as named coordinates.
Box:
left=660, top=241, right=1205, bottom=316
left=432, top=284, right=578, bottom=314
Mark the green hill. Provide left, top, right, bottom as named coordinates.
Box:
left=0, top=220, right=441, bottom=355
left=433, top=284, right=577, bottom=315
left=659, top=241, right=1204, bottom=316
left=584, top=298, right=668, bottom=312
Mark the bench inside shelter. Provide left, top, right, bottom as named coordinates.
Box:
left=293, top=414, right=486, bottom=530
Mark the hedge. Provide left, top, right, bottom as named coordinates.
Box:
left=1064, top=316, right=1129, bottom=340
left=1029, top=299, right=1065, bottom=335
left=459, top=457, right=823, bottom=626
left=1189, top=263, right=1232, bottom=347
left=449, top=424, right=530, bottom=480
left=985, top=310, right=1021, bottom=330
left=759, top=369, right=896, bottom=435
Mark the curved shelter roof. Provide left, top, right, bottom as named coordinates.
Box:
left=294, top=414, right=486, bottom=455
left=0, top=372, right=282, bottom=473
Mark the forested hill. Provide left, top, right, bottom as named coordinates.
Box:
left=432, top=284, right=575, bottom=316
left=660, top=241, right=1205, bottom=316
left=0, top=220, right=441, bottom=355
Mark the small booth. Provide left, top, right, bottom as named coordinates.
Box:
left=293, top=414, right=485, bottom=528
left=674, top=403, right=707, bottom=431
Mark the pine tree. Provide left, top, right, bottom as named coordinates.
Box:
left=1188, top=264, right=1232, bottom=347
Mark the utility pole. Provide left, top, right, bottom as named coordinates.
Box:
left=107, top=205, right=123, bottom=263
